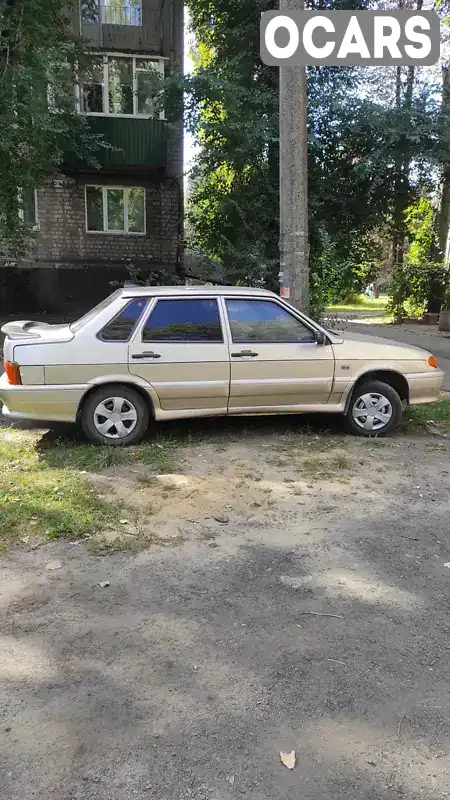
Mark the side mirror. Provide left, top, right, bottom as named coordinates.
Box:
left=314, top=330, right=327, bottom=346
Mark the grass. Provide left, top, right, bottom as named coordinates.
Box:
left=404, top=397, right=450, bottom=428
left=0, top=428, right=179, bottom=549
left=0, top=429, right=121, bottom=547
left=300, top=454, right=354, bottom=480
left=327, top=295, right=390, bottom=313
left=41, top=436, right=178, bottom=473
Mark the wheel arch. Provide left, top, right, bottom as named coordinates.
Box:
left=344, top=370, right=410, bottom=413
left=76, top=377, right=156, bottom=422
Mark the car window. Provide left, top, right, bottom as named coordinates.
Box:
left=70, top=290, right=123, bottom=332
left=226, top=299, right=314, bottom=344
left=142, top=299, right=223, bottom=342
left=100, top=298, right=148, bottom=342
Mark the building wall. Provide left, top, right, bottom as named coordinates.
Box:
left=35, top=175, right=180, bottom=267
left=1, top=0, right=184, bottom=315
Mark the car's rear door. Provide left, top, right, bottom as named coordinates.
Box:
left=223, top=297, right=335, bottom=411
left=128, top=296, right=230, bottom=414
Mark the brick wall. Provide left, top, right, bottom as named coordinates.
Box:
left=34, top=175, right=181, bottom=269
left=0, top=0, right=184, bottom=314
left=0, top=173, right=183, bottom=314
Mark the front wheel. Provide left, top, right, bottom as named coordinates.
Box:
left=81, top=385, right=149, bottom=445
left=345, top=380, right=403, bottom=437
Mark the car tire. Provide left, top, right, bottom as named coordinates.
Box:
left=345, top=380, right=403, bottom=437
left=81, top=385, right=150, bottom=446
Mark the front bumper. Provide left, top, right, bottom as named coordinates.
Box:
left=407, top=369, right=445, bottom=405
left=0, top=373, right=84, bottom=423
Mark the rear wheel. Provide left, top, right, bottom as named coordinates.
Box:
left=345, top=380, right=403, bottom=437
left=81, top=385, right=149, bottom=446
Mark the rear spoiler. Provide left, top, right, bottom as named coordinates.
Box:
left=1, top=320, right=43, bottom=339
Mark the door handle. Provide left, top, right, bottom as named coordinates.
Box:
left=231, top=350, right=259, bottom=358
left=132, top=351, right=161, bottom=360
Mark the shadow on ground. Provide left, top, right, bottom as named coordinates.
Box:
left=1, top=438, right=449, bottom=799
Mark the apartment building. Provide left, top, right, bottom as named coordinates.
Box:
left=3, top=0, right=184, bottom=314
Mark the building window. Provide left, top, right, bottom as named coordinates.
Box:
left=19, top=189, right=39, bottom=230
left=86, top=186, right=146, bottom=234
left=79, top=54, right=164, bottom=117
left=81, top=0, right=142, bottom=26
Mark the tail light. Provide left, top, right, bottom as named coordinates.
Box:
left=428, top=355, right=438, bottom=369
left=4, top=361, right=22, bottom=385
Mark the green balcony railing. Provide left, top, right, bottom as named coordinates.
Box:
left=70, top=116, right=167, bottom=171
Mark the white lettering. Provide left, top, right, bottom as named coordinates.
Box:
left=303, top=16, right=335, bottom=59
left=373, top=17, right=402, bottom=58
left=265, top=15, right=299, bottom=60
left=405, top=15, right=431, bottom=58
left=337, top=16, right=370, bottom=59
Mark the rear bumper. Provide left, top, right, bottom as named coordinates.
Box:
left=0, top=373, right=84, bottom=423
left=407, top=369, right=445, bottom=404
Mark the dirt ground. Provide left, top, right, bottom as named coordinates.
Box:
left=1, top=420, right=450, bottom=800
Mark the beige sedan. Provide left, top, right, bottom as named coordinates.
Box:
left=0, top=286, right=444, bottom=444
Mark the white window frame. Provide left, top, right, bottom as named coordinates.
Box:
left=85, top=185, right=146, bottom=236
left=18, top=188, right=39, bottom=231
left=77, top=53, right=166, bottom=119
left=81, top=0, right=143, bottom=27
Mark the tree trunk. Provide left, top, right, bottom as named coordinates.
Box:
left=391, top=0, right=421, bottom=270
left=438, top=64, right=450, bottom=263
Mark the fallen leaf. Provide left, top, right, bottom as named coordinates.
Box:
left=20, top=536, right=30, bottom=544
left=99, top=581, right=111, bottom=588
left=214, top=514, right=229, bottom=524
left=46, top=561, right=62, bottom=571
left=280, top=751, right=296, bottom=770
left=120, top=519, right=130, bottom=525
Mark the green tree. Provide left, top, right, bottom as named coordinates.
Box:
left=389, top=197, right=449, bottom=320
left=181, top=0, right=441, bottom=315
left=0, top=0, right=104, bottom=255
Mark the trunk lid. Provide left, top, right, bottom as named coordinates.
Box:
left=1, top=321, right=74, bottom=364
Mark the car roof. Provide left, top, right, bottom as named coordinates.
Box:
left=121, top=285, right=277, bottom=299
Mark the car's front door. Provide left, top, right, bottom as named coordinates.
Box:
left=224, top=297, right=335, bottom=411
left=128, top=297, right=230, bottom=414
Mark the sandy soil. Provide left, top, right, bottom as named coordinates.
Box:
left=1, top=422, right=450, bottom=800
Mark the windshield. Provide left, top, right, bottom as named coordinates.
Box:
left=70, top=291, right=122, bottom=333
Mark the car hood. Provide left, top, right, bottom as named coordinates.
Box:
left=332, top=330, right=433, bottom=360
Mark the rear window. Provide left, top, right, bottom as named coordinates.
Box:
left=70, top=291, right=122, bottom=333
left=99, top=298, right=148, bottom=342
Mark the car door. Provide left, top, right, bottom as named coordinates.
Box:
left=224, top=297, right=335, bottom=411
left=128, top=296, right=230, bottom=414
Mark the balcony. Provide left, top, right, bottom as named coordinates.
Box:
left=66, top=116, right=167, bottom=173
left=79, top=2, right=161, bottom=52
left=82, top=0, right=142, bottom=26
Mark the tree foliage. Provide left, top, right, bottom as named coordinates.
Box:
left=389, top=197, right=450, bottom=319
left=182, top=0, right=443, bottom=313
left=0, top=0, right=104, bottom=254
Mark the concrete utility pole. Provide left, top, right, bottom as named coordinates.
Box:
left=279, top=0, right=309, bottom=312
